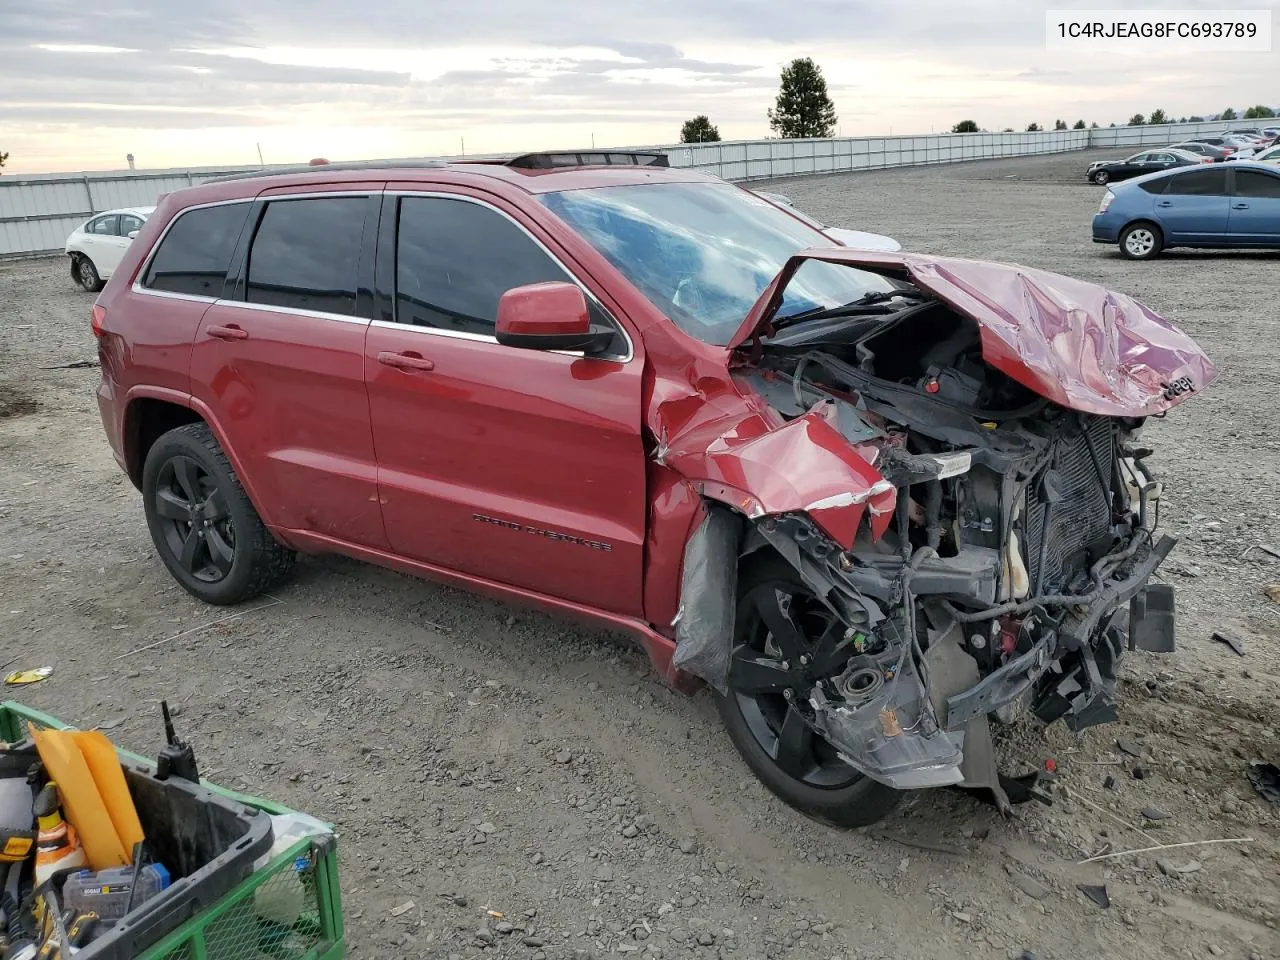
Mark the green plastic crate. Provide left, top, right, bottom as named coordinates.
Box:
left=0, top=701, right=345, bottom=960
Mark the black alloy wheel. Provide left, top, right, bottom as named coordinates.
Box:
left=153, top=455, right=236, bottom=583
left=714, top=556, right=902, bottom=827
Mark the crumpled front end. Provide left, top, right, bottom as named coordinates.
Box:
left=653, top=251, right=1213, bottom=800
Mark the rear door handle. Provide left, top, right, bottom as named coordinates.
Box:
left=377, top=350, right=435, bottom=372
left=1232, top=202, right=1250, bottom=209
left=207, top=324, right=249, bottom=341
left=1156, top=201, right=1173, bottom=207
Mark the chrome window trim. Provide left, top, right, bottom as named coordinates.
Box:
left=385, top=190, right=634, bottom=363
left=228, top=300, right=372, bottom=326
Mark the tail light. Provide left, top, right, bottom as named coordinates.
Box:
left=91, top=304, right=106, bottom=338
left=1098, top=190, right=1114, bottom=213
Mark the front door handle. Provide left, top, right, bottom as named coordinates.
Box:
left=1156, top=201, right=1173, bottom=207
left=207, top=324, right=249, bottom=341
left=377, top=350, right=435, bottom=372
left=1232, top=202, right=1250, bottom=209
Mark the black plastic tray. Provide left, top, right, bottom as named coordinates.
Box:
left=73, top=761, right=273, bottom=959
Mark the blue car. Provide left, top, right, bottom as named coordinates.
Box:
left=1092, top=161, right=1280, bottom=259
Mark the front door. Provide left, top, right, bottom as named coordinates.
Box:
left=364, top=190, right=646, bottom=615
left=1227, top=168, right=1280, bottom=244
left=1155, top=166, right=1230, bottom=243
left=189, top=189, right=388, bottom=549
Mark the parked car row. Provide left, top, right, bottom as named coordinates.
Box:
left=1087, top=129, right=1280, bottom=183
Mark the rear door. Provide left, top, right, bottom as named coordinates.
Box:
left=96, top=214, right=145, bottom=277
left=189, top=187, right=389, bottom=548
left=1154, top=167, right=1230, bottom=243
left=364, top=187, right=647, bottom=615
left=1226, top=168, right=1280, bottom=244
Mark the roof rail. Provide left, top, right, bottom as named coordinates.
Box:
left=504, top=150, right=670, bottom=169
left=202, top=158, right=448, bottom=184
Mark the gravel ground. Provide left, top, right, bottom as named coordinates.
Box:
left=1, top=149, right=1277, bottom=960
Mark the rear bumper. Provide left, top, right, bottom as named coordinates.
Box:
left=1091, top=216, right=1120, bottom=243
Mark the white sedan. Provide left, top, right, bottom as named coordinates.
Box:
left=65, top=206, right=154, bottom=292
left=1252, top=143, right=1280, bottom=165
left=751, top=191, right=902, bottom=251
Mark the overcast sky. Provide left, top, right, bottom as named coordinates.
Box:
left=1, top=0, right=1276, bottom=173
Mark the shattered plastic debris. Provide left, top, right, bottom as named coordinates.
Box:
left=1247, top=763, right=1280, bottom=804
left=1212, top=630, right=1247, bottom=657
left=1077, top=883, right=1111, bottom=909
left=1264, top=584, right=1280, bottom=604
left=3, top=666, right=52, bottom=686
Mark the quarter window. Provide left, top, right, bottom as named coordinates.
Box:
left=394, top=196, right=572, bottom=335
left=143, top=203, right=252, bottom=298
left=1164, top=168, right=1228, bottom=196
left=1233, top=170, right=1280, bottom=199
left=88, top=215, right=118, bottom=236
left=246, top=197, right=367, bottom=316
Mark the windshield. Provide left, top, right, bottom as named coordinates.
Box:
left=540, top=182, right=898, bottom=346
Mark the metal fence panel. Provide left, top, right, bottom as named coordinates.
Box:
left=0, top=120, right=1261, bottom=257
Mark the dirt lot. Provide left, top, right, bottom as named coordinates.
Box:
left=1, top=149, right=1277, bottom=960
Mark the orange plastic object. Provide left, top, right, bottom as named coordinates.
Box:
left=74, top=731, right=144, bottom=855
left=29, top=725, right=129, bottom=870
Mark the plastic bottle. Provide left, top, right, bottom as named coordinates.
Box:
left=62, top=863, right=171, bottom=920
left=33, top=783, right=86, bottom=889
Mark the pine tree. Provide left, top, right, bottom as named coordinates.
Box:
left=1072, top=120, right=1086, bottom=129
left=1220, top=107, right=1238, bottom=120
left=680, top=116, right=721, bottom=143
left=1054, top=119, right=1068, bottom=130
left=1148, top=108, right=1168, bottom=124
left=1026, top=122, right=1042, bottom=132
left=768, top=58, right=838, bottom=139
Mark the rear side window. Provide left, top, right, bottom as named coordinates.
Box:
left=1165, top=168, right=1228, bottom=196
left=144, top=203, right=251, bottom=298
left=119, top=214, right=144, bottom=235
left=1234, top=170, right=1280, bottom=198
left=1138, top=178, right=1169, bottom=195
left=394, top=196, right=570, bottom=335
left=88, top=216, right=118, bottom=236
left=246, top=197, right=367, bottom=316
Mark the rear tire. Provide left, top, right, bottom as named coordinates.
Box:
left=1119, top=222, right=1163, bottom=260
left=142, top=423, right=295, bottom=605
left=713, top=555, right=902, bottom=828
left=72, top=254, right=104, bottom=292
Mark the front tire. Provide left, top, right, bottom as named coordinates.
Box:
left=72, top=254, right=104, bottom=292
left=1092, top=170, right=1110, bottom=185
left=1119, top=222, right=1163, bottom=260
left=142, top=423, right=294, bottom=605
left=713, top=555, right=902, bottom=827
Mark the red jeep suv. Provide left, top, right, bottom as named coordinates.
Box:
left=94, top=152, right=1215, bottom=825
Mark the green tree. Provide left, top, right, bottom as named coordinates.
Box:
left=951, top=119, right=979, bottom=133
left=1242, top=104, right=1277, bottom=119
left=1090, top=121, right=1100, bottom=129
left=1073, top=119, right=1087, bottom=129
left=1148, top=108, right=1168, bottom=124
left=1178, top=116, right=1188, bottom=123
left=1026, top=122, right=1042, bottom=131
left=0, top=149, right=8, bottom=171
left=1220, top=107, right=1237, bottom=120
left=1128, top=113, right=1145, bottom=125
left=680, top=115, right=721, bottom=143
left=1002, top=127, right=1014, bottom=132
left=1054, top=119, right=1068, bottom=130
left=768, top=58, right=837, bottom=138
left=1188, top=115, right=1205, bottom=122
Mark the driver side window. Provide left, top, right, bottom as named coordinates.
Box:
left=393, top=196, right=621, bottom=355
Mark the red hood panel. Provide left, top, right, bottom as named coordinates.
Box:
left=731, top=250, right=1218, bottom=417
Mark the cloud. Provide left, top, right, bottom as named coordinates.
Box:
left=0, top=0, right=1272, bottom=172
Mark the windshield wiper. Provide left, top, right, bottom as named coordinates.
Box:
left=772, top=290, right=926, bottom=328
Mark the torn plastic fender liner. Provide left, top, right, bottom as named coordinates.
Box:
left=671, top=505, right=742, bottom=693
left=661, top=402, right=897, bottom=551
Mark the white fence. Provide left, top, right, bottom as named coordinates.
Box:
left=0, top=120, right=1254, bottom=258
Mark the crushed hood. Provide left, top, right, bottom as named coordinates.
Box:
left=730, top=249, right=1218, bottom=417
